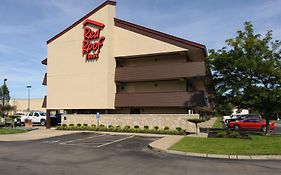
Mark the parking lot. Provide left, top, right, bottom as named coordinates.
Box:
left=0, top=132, right=281, bottom=175
left=43, top=133, right=136, bottom=148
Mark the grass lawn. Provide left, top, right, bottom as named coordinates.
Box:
left=0, top=128, right=27, bottom=134
left=212, top=117, right=223, bottom=129
left=170, top=135, right=281, bottom=155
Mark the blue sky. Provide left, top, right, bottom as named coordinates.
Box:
left=0, top=0, right=281, bottom=99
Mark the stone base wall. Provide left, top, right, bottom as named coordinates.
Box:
left=62, top=114, right=199, bottom=133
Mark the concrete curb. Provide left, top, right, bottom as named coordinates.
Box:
left=148, top=137, right=281, bottom=160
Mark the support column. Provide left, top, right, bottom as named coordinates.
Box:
left=46, top=109, right=51, bottom=129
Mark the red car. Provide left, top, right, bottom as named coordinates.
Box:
left=228, top=118, right=276, bottom=132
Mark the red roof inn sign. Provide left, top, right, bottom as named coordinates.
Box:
left=82, top=19, right=105, bottom=61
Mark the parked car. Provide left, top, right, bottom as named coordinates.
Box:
left=222, top=114, right=243, bottom=123
left=228, top=118, right=276, bottom=132
left=14, top=113, right=28, bottom=126
left=225, top=114, right=261, bottom=123
left=27, top=111, right=47, bottom=126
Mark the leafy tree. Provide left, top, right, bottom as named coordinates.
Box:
left=0, top=82, right=13, bottom=118
left=208, top=21, right=281, bottom=134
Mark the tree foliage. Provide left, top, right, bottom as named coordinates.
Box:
left=0, top=83, right=13, bottom=117
left=208, top=21, right=281, bottom=133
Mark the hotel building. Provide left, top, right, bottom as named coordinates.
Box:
left=42, top=1, right=214, bottom=128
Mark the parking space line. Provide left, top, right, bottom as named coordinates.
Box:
left=59, top=134, right=106, bottom=145
left=96, top=135, right=134, bottom=148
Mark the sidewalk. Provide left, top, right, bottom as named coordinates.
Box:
left=0, top=127, right=168, bottom=142
left=0, top=128, right=81, bottom=141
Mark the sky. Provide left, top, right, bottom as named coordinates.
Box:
left=0, top=0, right=281, bottom=99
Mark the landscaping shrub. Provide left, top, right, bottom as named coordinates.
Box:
left=144, top=125, right=149, bottom=130
left=217, top=130, right=227, bottom=137
left=56, top=124, right=186, bottom=135
left=83, top=124, right=88, bottom=127
left=176, top=127, right=182, bottom=131
left=164, top=126, right=169, bottom=130
left=108, top=125, right=114, bottom=129
left=62, top=124, right=67, bottom=127
left=69, top=124, right=74, bottom=127
left=91, top=124, right=96, bottom=127
left=229, top=131, right=240, bottom=138
left=77, top=123, right=82, bottom=127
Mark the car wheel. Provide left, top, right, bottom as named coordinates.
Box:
left=40, top=119, right=46, bottom=126
left=261, top=126, right=266, bottom=132
left=234, top=125, right=240, bottom=131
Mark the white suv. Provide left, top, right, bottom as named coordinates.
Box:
left=14, top=111, right=47, bottom=126
left=27, top=111, right=46, bottom=126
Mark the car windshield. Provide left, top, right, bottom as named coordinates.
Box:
left=40, top=112, right=46, bottom=116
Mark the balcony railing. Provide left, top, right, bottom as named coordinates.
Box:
left=115, top=91, right=207, bottom=107
left=115, top=62, right=206, bottom=82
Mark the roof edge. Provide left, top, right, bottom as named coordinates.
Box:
left=114, top=18, right=207, bottom=55
left=47, top=0, right=116, bottom=44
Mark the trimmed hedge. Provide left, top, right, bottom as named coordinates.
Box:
left=57, top=124, right=186, bottom=135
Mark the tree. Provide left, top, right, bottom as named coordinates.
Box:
left=0, top=82, right=12, bottom=118
left=208, top=21, right=281, bottom=134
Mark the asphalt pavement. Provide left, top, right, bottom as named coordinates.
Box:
left=0, top=132, right=281, bottom=175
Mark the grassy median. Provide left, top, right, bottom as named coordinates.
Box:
left=0, top=128, right=27, bottom=134
left=170, top=135, right=281, bottom=155
left=212, top=117, right=223, bottom=129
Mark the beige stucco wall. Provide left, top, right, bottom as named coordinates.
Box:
left=9, top=98, right=45, bottom=114
left=47, top=4, right=116, bottom=110
left=62, top=114, right=198, bottom=132
left=114, top=25, right=187, bottom=57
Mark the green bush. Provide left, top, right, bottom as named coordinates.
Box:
left=229, top=131, right=240, bottom=138
left=144, top=125, right=149, bottom=130
left=217, top=131, right=227, bottom=137
left=62, top=124, right=67, bottom=127
left=69, top=124, right=74, bottom=127
left=134, top=125, right=139, bottom=129
left=187, top=118, right=206, bottom=124
left=56, top=124, right=186, bottom=135
left=124, top=125, right=130, bottom=129
left=99, top=124, right=105, bottom=128
left=164, top=126, right=169, bottom=130
left=176, top=127, right=182, bottom=131
left=77, top=123, right=82, bottom=127
left=108, top=125, right=114, bottom=129
left=83, top=124, right=88, bottom=127
left=91, top=124, right=96, bottom=128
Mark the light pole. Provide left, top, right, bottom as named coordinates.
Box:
left=26, top=85, right=31, bottom=112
